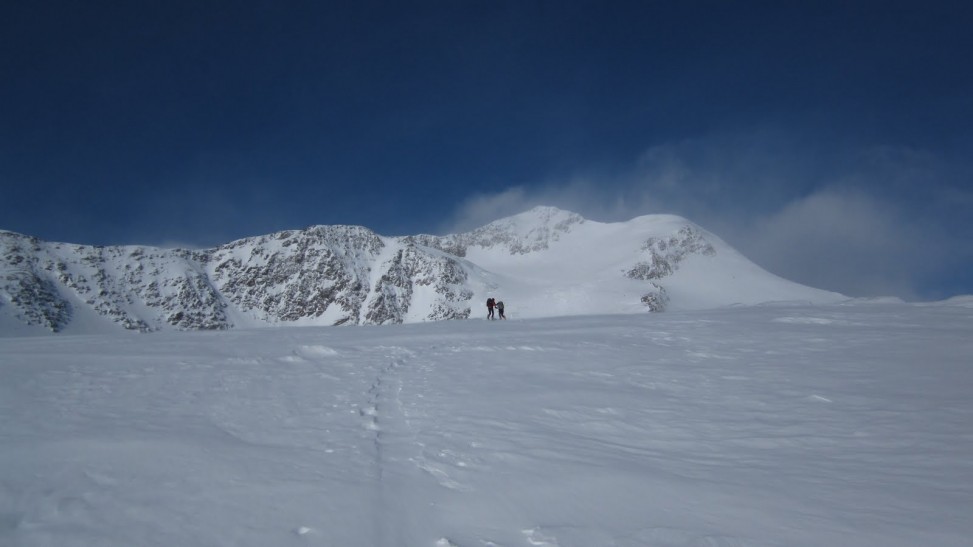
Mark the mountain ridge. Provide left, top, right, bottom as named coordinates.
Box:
left=0, top=207, right=844, bottom=334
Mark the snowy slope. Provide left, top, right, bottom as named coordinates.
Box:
left=2, top=301, right=972, bottom=546
left=434, top=207, right=843, bottom=317
left=1, top=207, right=844, bottom=334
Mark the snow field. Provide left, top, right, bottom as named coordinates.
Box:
left=1, top=302, right=972, bottom=546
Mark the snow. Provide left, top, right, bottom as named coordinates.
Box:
left=2, top=301, right=972, bottom=546
left=462, top=211, right=843, bottom=318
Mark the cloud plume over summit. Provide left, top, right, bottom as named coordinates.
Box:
left=448, top=130, right=971, bottom=300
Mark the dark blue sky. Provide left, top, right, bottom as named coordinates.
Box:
left=2, top=1, right=971, bottom=299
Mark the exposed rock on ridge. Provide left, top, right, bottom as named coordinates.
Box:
left=404, top=206, right=586, bottom=257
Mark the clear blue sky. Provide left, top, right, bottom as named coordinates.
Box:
left=2, top=1, right=971, bottom=300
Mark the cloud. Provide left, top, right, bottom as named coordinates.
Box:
left=443, top=187, right=533, bottom=233
left=731, top=188, right=928, bottom=299
left=444, top=128, right=821, bottom=233
left=444, top=130, right=971, bottom=300
left=126, top=172, right=306, bottom=249
left=723, top=149, right=972, bottom=300
left=442, top=177, right=625, bottom=233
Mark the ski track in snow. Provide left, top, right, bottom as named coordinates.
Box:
left=1, top=303, right=972, bottom=546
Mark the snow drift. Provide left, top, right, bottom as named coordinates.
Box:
left=1, top=302, right=971, bottom=546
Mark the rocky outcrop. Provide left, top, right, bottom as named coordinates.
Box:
left=1, top=269, right=72, bottom=332
left=640, top=284, right=670, bottom=313
left=404, top=206, right=586, bottom=257
left=0, top=223, right=484, bottom=332
left=626, top=226, right=716, bottom=281
left=365, top=245, right=473, bottom=324
left=0, top=231, right=228, bottom=332
left=623, top=226, right=716, bottom=312
left=210, top=226, right=383, bottom=325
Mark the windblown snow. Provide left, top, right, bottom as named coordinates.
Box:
left=2, top=301, right=972, bottom=546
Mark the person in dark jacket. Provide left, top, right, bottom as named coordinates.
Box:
left=486, top=297, right=495, bottom=320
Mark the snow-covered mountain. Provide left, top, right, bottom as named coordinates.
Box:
left=0, top=206, right=843, bottom=334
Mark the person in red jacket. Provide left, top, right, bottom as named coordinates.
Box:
left=486, top=297, right=495, bottom=320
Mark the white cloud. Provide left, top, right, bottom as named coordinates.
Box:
left=443, top=186, right=533, bottom=233
left=444, top=131, right=971, bottom=300
left=729, top=188, right=928, bottom=299
left=441, top=177, right=630, bottom=233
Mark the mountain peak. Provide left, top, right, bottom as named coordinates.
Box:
left=493, top=206, right=585, bottom=227
left=446, top=206, right=587, bottom=256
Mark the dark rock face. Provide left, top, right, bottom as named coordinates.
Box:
left=1, top=231, right=226, bottom=332
left=0, top=224, right=480, bottom=332
left=640, top=284, right=670, bottom=313
left=1, top=233, right=71, bottom=331
left=210, top=226, right=384, bottom=326
left=626, top=226, right=716, bottom=281
left=625, top=226, right=716, bottom=311
left=404, top=207, right=586, bottom=257
left=366, top=245, right=473, bottom=324
left=2, top=269, right=72, bottom=332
